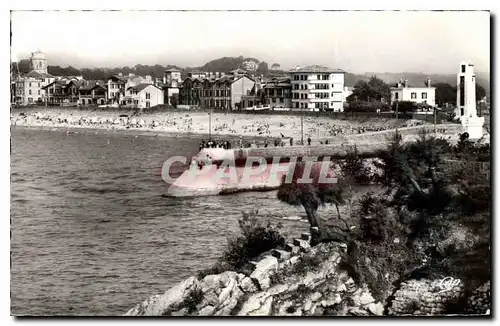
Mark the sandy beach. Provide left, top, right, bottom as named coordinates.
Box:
left=11, top=107, right=429, bottom=144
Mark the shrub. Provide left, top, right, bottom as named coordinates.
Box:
left=198, top=210, right=285, bottom=278
left=345, top=100, right=389, bottom=113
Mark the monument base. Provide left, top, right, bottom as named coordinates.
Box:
left=461, top=116, right=485, bottom=139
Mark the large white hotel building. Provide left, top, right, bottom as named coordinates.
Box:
left=290, top=65, right=345, bottom=112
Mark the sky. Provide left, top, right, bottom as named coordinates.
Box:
left=10, top=10, right=490, bottom=74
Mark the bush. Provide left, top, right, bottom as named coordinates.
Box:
left=197, top=210, right=285, bottom=279
left=345, top=100, right=389, bottom=113
left=221, top=210, right=286, bottom=269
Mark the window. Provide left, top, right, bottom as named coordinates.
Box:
left=29, top=90, right=31, bottom=95
left=29, top=82, right=31, bottom=87
left=110, top=92, right=114, bottom=97
left=28, top=97, right=33, bottom=103
left=315, top=103, right=320, bottom=109
left=331, top=102, right=334, bottom=106
left=317, top=75, right=321, bottom=80
left=38, top=83, right=40, bottom=87
left=322, top=74, right=329, bottom=80
left=304, top=84, right=308, bottom=90
left=146, top=101, right=150, bottom=108
left=461, top=65, right=466, bottom=73
left=300, top=84, right=304, bottom=90
left=421, top=92, right=427, bottom=99
left=411, top=92, right=417, bottom=99
left=296, top=102, right=299, bottom=109
left=38, top=90, right=40, bottom=95
left=134, top=100, right=139, bottom=105
left=395, top=92, right=399, bottom=100
left=303, top=75, right=307, bottom=80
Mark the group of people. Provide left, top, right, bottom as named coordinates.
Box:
left=199, top=139, right=232, bottom=150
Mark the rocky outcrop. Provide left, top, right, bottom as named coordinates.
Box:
left=124, top=233, right=490, bottom=316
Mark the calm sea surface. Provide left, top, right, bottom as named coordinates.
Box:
left=11, top=127, right=326, bottom=316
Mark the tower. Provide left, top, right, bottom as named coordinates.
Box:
left=456, top=61, right=484, bottom=139
left=30, top=50, right=48, bottom=74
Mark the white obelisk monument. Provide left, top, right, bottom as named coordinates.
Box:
left=455, top=61, right=484, bottom=139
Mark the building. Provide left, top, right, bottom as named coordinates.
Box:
left=260, top=77, right=292, bottom=108
left=125, top=83, right=164, bottom=109
left=163, top=68, right=182, bottom=105
left=180, top=72, right=255, bottom=110
left=43, top=79, right=83, bottom=105
left=78, top=80, right=107, bottom=106
left=390, top=78, right=436, bottom=107
left=290, top=65, right=346, bottom=112
left=13, top=50, right=55, bottom=105
left=107, top=75, right=127, bottom=105
left=242, top=60, right=259, bottom=72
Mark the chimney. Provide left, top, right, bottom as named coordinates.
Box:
left=427, top=77, right=431, bottom=87
left=404, top=79, right=408, bottom=88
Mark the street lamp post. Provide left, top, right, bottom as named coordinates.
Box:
left=301, top=105, right=304, bottom=146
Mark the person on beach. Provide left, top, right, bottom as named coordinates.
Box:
left=307, top=137, right=311, bottom=146
left=290, top=137, right=293, bottom=147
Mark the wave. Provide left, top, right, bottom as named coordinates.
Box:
left=71, top=186, right=134, bottom=195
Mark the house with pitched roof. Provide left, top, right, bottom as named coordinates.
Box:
left=43, top=79, right=83, bottom=105
left=78, top=80, right=108, bottom=106
left=180, top=73, right=255, bottom=110
left=125, top=83, right=164, bottom=109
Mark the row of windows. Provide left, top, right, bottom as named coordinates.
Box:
left=313, top=92, right=329, bottom=99
left=292, top=74, right=331, bottom=81
left=293, top=102, right=338, bottom=109
left=394, top=92, right=428, bottom=100
left=110, top=84, right=124, bottom=89
left=26, top=90, right=41, bottom=95
left=293, top=93, right=311, bottom=99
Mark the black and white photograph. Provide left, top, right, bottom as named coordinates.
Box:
left=9, top=7, right=491, bottom=317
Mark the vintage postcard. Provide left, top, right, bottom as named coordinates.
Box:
left=10, top=9, right=491, bottom=317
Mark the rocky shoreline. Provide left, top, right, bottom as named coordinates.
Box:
left=124, top=231, right=490, bottom=317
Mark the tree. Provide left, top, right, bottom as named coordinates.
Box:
left=277, top=162, right=348, bottom=230
left=434, top=82, right=456, bottom=106
left=476, top=84, right=486, bottom=101
left=348, top=76, right=390, bottom=103
left=256, top=62, right=269, bottom=76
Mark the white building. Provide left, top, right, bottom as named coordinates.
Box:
left=125, top=83, right=164, bottom=109
left=13, top=50, right=55, bottom=105
left=390, top=78, right=436, bottom=107
left=242, top=60, right=259, bottom=72
left=290, top=65, right=345, bottom=112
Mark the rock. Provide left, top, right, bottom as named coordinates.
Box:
left=215, top=297, right=239, bottom=316
left=359, top=292, right=375, bottom=305
left=218, top=277, right=237, bottom=303
left=293, top=239, right=311, bottom=252
left=310, top=292, right=322, bottom=302
left=337, top=284, right=347, bottom=292
left=368, top=302, right=384, bottom=316
left=124, top=276, right=200, bottom=316
left=200, top=274, right=223, bottom=293
left=250, top=256, right=278, bottom=290
left=304, top=299, right=313, bottom=312
left=238, top=293, right=273, bottom=316
left=203, top=290, right=219, bottom=306
left=240, top=277, right=258, bottom=293
left=170, top=307, right=188, bottom=316
left=198, top=305, right=216, bottom=316
left=349, top=307, right=369, bottom=316
left=271, top=249, right=291, bottom=261
left=301, top=233, right=311, bottom=241
left=285, top=243, right=301, bottom=255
